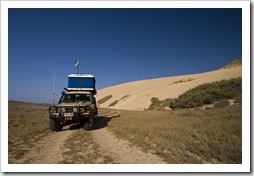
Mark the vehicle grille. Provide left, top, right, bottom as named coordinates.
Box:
left=65, top=107, right=74, bottom=113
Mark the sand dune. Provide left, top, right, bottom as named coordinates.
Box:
left=96, top=67, right=242, bottom=110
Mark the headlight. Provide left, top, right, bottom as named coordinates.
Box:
left=80, top=107, right=85, bottom=112
left=80, top=106, right=91, bottom=112
left=56, top=107, right=60, bottom=113
left=61, top=107, right=65, bottom=113
left=73, top=107, right=78, bottom=113
left=49, top=106, right=56, bottom=114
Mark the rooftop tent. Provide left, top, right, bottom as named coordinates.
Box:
left=67, top=74, right=96, bottom=91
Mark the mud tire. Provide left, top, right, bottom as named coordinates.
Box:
left=49, top=119, right=63, bottom=131
left=83, top=117, right=94, bottom=130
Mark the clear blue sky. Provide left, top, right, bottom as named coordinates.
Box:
left=8, top=8, right=242, bottom=104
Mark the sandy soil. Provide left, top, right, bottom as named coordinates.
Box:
left=97, top=67, right=242, bottom=110
left=14, top=129, right=73, bottom=164
left=91, top=128, right=166, bottom=164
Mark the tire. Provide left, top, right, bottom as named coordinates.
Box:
left=83, top=117, right=94, bottom=130
left=49, top=119, right=63, bottom=131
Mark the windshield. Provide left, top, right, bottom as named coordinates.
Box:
left=61, top=94, right=90, bottom=103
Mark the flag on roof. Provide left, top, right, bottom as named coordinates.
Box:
left=75, top=60, right=79, bottom=68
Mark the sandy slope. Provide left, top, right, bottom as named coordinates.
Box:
left=96, top=67, right=242, bottom=110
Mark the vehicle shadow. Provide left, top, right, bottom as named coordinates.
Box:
left=61, top=114, right=120, bottom=131
left=92, top=114, right=120, bottom=130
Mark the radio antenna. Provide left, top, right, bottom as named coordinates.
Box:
left=53, top=67, right=56, bottom=105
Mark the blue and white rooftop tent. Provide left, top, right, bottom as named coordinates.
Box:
left=67, top=74, right=96, bottom=91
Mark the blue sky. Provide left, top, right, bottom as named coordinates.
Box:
left=8, top=8, right=242, bottom=104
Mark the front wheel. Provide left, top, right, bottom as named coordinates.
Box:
left=49, top=119, right=63, bottom=131
left=83, top=117, right=94, bottom=130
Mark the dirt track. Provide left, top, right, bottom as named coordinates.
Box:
left=15, top=111, right=166, bottom=164
left=16, top=130, right=73, bottom=164
left=91, top=128, right=165, bottom=164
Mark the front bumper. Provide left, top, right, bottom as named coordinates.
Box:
left=49, top=112, right=91, bottom=122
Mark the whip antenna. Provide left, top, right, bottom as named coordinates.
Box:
left=53, top=67, right=56, bottom=105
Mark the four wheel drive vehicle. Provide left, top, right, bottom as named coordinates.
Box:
left=49, top=90, right=98, bottom=131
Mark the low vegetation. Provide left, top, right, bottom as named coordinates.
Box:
left=120, top=95, right=130, bottom=101
left=149, top=77, right=241, bottom=110
left=170, top=77, right=241, bottom=109
left=234, top=95, right=242, bottom=104
left=213, top=99, right=230, bottom=108
left=97, top=95, right=113, bottom=105
left=109, top=100, right=118, bottom=107
left=108, top=95, right=130, bottom=107
left=8, top=100, right=242, bottom=164
left=223, top=60, right=242, bottom=69
left=148, top=97, right=173, bottom=110
left=107, top=105, right=242, bottom=164
left=169, top=78, right=195, bottom=85
left=8, top=101, right=50, bottom=163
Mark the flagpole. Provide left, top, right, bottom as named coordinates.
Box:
left=75, top=60, right=79, bottom=105
left=78, top=63, right=79, bottom=75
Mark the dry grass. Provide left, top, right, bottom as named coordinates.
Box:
left=8, top=101, right=50, bottom=163
left=8, top=100, right=242, bottom=164
left=107, top=105, right=242, bottom=164
left=8, top=101, right=114, bottom=164
left=223, top=60, right=242, bottom=69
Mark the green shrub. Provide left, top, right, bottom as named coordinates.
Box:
left=148, top=97, right=160, bottom=109
left=97, top=95, right=113, bottom=105
left=170, top=77, right=242, bottom=109
left=148, top=97, right=173, bottom=110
